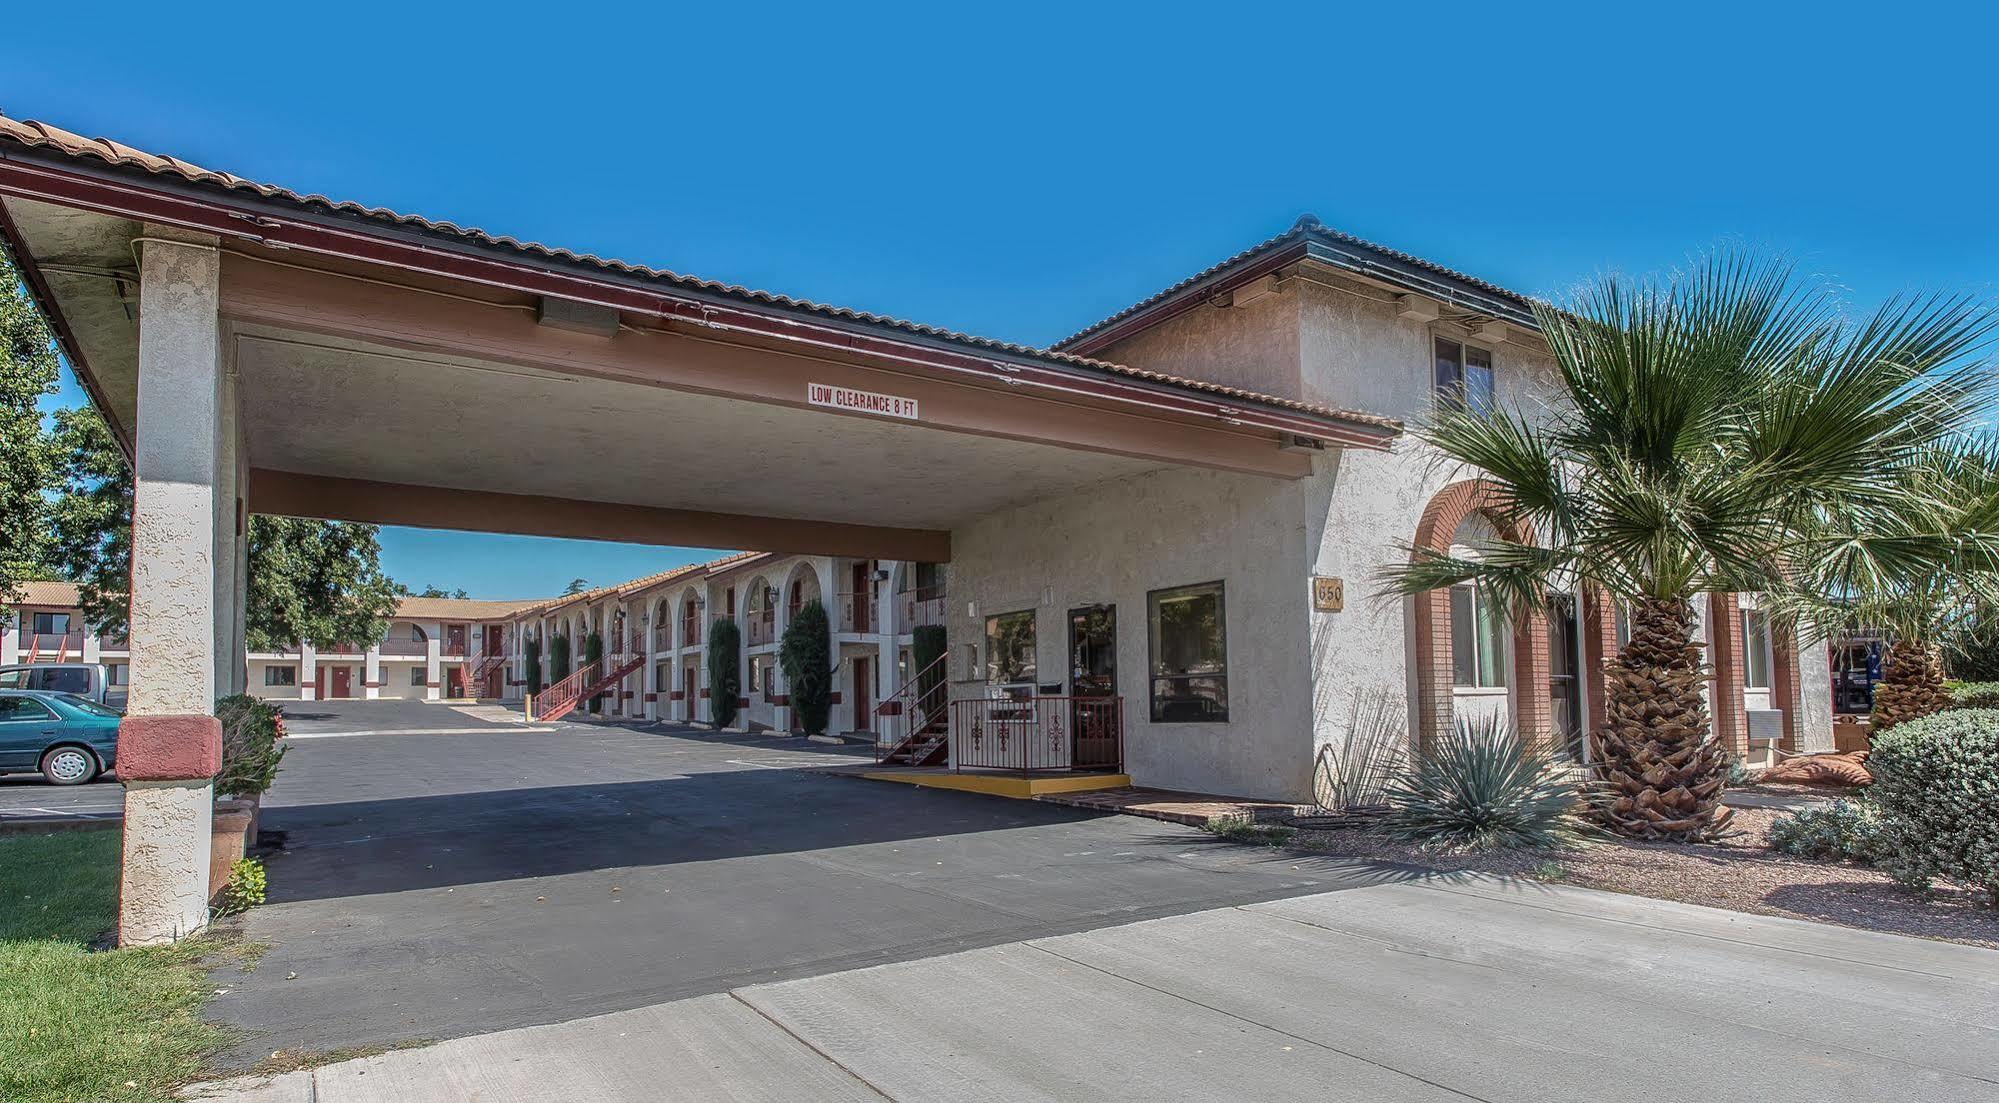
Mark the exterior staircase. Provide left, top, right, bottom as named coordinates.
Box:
left=875, top=653, right=950, bottom=766
left=469, top=650, right=508, bottom=695
left=530, top=632, right=647, bottom=722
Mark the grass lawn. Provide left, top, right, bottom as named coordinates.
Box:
left=0, top=830, right=234, bottom=1103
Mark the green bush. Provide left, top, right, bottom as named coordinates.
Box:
left=525, top=640, right=542, bottom=694
left=1383, top=715, right=1591, bottom=851
left=585, top=631, right=604, bottom=713
left=551, top=634, right=571, bottom=682
left=708, top=618, right=741, bottom=729
left=1866, top=708, right=1999, bottom=903
left=1948, top=682, right=1999, bottom=711
left=1768, top=797, right=1884, bottom=863
left=214, top=694, right=287, bottom=798
left=1942, top=616, right=1999, bottom=682
left=780, top=600, right=832, bottom=735
left=215, top=856, right=267, bottom=916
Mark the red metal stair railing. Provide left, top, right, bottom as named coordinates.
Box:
left=529, top=630, right=648, bottom=722
left=874, top=652, right=951, bottom=766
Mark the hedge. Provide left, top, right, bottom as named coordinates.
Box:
left=1866, top=707, right=1999, bottom=904
left=1948, top=682, right=1999, bottom=711
left=780, top=600, right=832, bottom=735
left=708, top=618, right=742, bottom=729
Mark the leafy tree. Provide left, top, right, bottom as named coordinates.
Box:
left=0, top=245, right=58, bottom=604
left=1385, top=252, right=1995, bottom=842
left=780, top=600, right=832, bottom=734
left=246, top=518, right=403, bottom=650
left=708, top=618, right=741, bottom=729
left=562, top=578, right=589, bottom=596
left=45, top=405, right=129, bottom=634
left=551, top=634, right=571, bottom=682
left=525, top=634, right=543, bottom=694
left=414, top=584, right=469, bottom=600
left=584, top=630, right=604, bottom=713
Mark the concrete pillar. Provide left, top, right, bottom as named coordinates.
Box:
left=364, top=646, right=381, bottom=700
left=1, top=615, right=16, bottom=665
left=118, top=230, right=225, bottom=947
left=82, top=628, right=101, bottom=663
left=425, top=632, right=442, bottom=701
left=299, top=643, right=318, bottom=701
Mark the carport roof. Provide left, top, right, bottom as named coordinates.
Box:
left=0, top=115, right=1399, bottom=438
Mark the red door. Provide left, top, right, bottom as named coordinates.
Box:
left=330, top=666, right=352, bottom=699
left=315, top=666, right=326, bottom=699
left=853, top=656, right=872, bottom=733
left=447, top=667, right=466, bottom=699
left=685, top=664, right=698, bottom=721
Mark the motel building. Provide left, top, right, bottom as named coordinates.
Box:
left=0, top=115, right=1833, bottom=944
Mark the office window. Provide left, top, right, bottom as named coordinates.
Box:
left=1148, top=582, right=1228, bottom=722
left=1451, top=584, right=1507, bottom=688
left=264, top=665, right=298, bottom=687
left=1434, top=337, right=1496, bottom=413
left=985, top=610, right=1037, bottom=691
left=1743, top=609, right=1773, bottom=690
left=31, top=612, right=70, bottom=635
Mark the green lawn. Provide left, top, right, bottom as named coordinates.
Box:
left=0, top=830, right=234, bottom=1103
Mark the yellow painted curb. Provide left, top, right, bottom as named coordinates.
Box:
left=857, top=770, right=1131, bottom=800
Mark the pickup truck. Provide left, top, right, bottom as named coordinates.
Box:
left=0, top=663, right=126, bottom=710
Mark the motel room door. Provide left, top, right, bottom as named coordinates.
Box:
left=1068, top=605, right=1118, bottom=767
left=852, top=656, right=872, bottom=732
left=684, top=662, right=699, bottom=721
left=329, top=666, right=353, bottom=699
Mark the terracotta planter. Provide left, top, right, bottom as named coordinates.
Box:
left=209, top=798, right=256, bottom=901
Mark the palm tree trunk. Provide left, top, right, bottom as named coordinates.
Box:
left=1591, top=595, right=1730, bottom=841
left=1869, top=638, right=1952, bottom=733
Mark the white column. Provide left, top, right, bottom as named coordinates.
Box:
left=299, top=643, right=318, bottom=701
left=1, top=614, right=16, bottom=665
left=643, top=606, right=659, bottom=721
left=364, top=646, right=381, bottom=700
left=425, top=630, right=442, bottom=701
left=119, top=230, right=223, bottom=947
left=82, top=628, right=102, bottom=663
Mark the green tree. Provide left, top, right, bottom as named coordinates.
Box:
left=1385, top=253, right=1995, bottom=842
left=584, top=630, right=604, bottom=713
left=525, top=634, right=543, bottom=694
left=45, top=405, right=129, bottom=633
left=708, top=618, right=741, bottom=729
left=0, top=245, right=59, bottom=602
left=551, top=634, right=571, bottom=682
left=562, top=578, right=589, bottom=596
left=780, top=600, right=832, bottom=734
left=414, top=584, right=469, bottom=600
left=245, top=518, right=403, bottom=650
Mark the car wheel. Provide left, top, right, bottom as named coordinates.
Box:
left=40, top=745, right=100, bottom=786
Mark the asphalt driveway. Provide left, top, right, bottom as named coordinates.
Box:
left=209, top=719, right=1367, bottom=1066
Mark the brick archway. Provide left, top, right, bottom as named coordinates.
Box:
left=1410, top=479, right=1551, bottom=750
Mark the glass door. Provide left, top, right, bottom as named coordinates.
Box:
left=1068, top=605, right=1117, bottom=767
left=1546, top=594, right=1583, bottom=760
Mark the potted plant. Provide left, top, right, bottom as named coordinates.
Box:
left=214, top=694, right=289, bottom=839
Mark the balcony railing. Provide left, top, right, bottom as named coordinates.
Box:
left=654, top=625, right=674, bottom=651
left=682, top=618, right=704, bottom=647
left=837, top=592, right=879, bottom=634
left=28, top=632, right=85, bottom=658
left=747, top=611, right=777, bottom=647
left=899, top=586, right=947, bottom=629
left=379, top=638, right=428, bottom=657
left=950, top=695, right=1123, bottom=774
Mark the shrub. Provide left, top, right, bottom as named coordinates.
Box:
left=214, top=694, right=287, bottom=798
left=779, top=601, right=832, bottom=735
left=550, top=634, right=571, bottom=682
left=1382, top=715, right=1591, bottom=851
left=215, top=856, right=267, bottom=916
left=584, top=631, right=604, bottom=713
left=1204, top=819, right=1295, bottom=846
left=1942, top=615, right=1999, bottom=682
left=525, top=640, right=542, bottom=694
left=1948, top=682, right=1999, bottom=711
left=708, top=618, right=741, bottom=729
left=1313, top=687, right=1407, bottom=813
left=1866, top=708, right=1999, bottom=903
left=1768, top=797, right=1884, bottom=863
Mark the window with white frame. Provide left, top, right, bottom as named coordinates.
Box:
left=1742, top=608, right=1773, bottom=690
left=1434, top=337, right=1496, bottom=413
left=1450, top=584, right=1508, bottom=688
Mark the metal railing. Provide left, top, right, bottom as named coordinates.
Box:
left=898, top=586, right=947, bottom=629
left=874, top=652, right=950, bottom=760
left=950, top=696, right=1123, bottom=774
left=681, top=616, right=704, bottom=647
left=747, top=611, right=777, bottom=647
left=379, top=638, right=428, bottom=657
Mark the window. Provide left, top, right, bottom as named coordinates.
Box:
left=410, top=667, right=427, bottom=687
left=1148, top=582, right=1228, bottom=722
left=54, top=694, right=119, bottom=717
left=984, top=610, right=1037, bottom=694
left=1743, top=609, right=1773, bottom=690
left=39, top=667, right=92, bottom=695
left=32, top=612, right=72, bottom=635
left=1613, top=601, right=1631, bottom=650
left=0, top=670, right=25, bottom=689
left=1434, top=337, right=1496, bottom=413
left=106, top=664, right=126, bottom=686
left=1450, top=584, right=1507, bottom=688
left=913, top=562, right=942, bottom=595
left=0, top=695, right=55, bottom=721
left=265, top=665, right=298, bottom=687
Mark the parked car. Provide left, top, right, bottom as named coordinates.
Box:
left=0, top=689, right=122, bottom=785
left=0, top=662, right=125, bottom=709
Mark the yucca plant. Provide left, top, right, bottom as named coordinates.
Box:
left=1313, top=687, right=1408, bottom=814
left=1384, top=252, right=1996, bottom=841
left=1382, top=715, right=1591, bottom=851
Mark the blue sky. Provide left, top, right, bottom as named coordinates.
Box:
left=9, top=2, right=1996, bottom=598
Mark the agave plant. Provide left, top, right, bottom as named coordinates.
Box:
left=1382, top=715, right=1590, bottom=851
left=1384, top=253, right=1995, bottom=841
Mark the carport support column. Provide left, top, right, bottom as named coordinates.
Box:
left=299, top=643, right=318, bottom=700
left=425, top=634, right=442, bottom=701
left=364, top=646, right=381, bottom=700
left=118, top=231, right=225, bottom=947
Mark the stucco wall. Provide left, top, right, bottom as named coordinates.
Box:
left=246, top=658, right=302, bottom=700
left=1092, top=283, right=1304, bottom=402
left=949, top=465, right=1316, bottom=800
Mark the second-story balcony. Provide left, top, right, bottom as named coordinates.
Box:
left=746, top=611, right=777, bottom=647
left=899, top=586, right=947, bottom=629
left=837, top=592, right=879, bottom=634
left=379, top=638, right=428, bottom=657
left=28, top=631, right=87, bottom=657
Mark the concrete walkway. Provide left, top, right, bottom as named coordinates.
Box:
left=193, top=872, right=1999, bottom=1102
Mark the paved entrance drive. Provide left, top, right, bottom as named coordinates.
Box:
left=204, top=871, right=1997, bottom=1101
left=210, top=719, right=1349, bottom=1065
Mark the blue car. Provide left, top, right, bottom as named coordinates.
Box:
left=0, top=689, right=122, bottom=785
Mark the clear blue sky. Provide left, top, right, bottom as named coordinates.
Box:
left=9, top=3, right=1996, bottom=598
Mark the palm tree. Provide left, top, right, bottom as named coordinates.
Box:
left=1385, top=253, right=1994, bottom=842
left=1781, top=437, right=1999, bottom=732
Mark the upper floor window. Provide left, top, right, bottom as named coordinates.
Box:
left=32, top=612, right=71, bottom=635
left=913, top=562, right=943, bottom=595
left=1434, top=337, right=1495, bottom=413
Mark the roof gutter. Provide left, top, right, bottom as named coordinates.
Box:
left=0, top=147, right=1396, bottom=450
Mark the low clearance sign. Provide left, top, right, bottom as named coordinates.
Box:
left=807, top=382, right=920, bottom=421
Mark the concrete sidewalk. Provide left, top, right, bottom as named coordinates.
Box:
left=192, top=872, right=1999, bottom=1102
